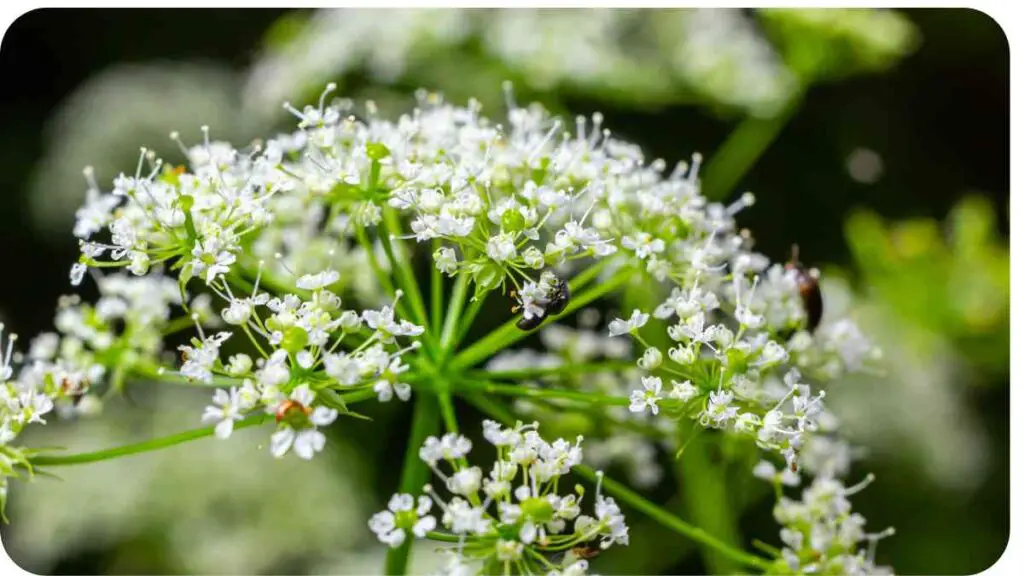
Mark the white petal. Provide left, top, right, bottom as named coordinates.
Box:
left=310, top=406, right=338, bottom=426
left=270, top=428, right=295, bottom=458
left=394, top=382, right=412, bottom=402
left=214, top=418, right=234, bottom=439
left=383, top=529, right=406, bottom=548
left=212, top=388, right=230, bottom=406
left=201, top=406, right=223, bottom=424
left=519, top=521, right=537, bottom=544
left=291, top=384, right=315, bottom=406
left=294, top=429, right=325, bottom=460
left=413, top=516, right=436, bottom=537
left=374, top=380, right=393, bottom=402
left=390, top=493, right=414, bottom=512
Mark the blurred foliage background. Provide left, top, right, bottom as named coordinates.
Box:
left=0, top=8, right=1008, bottom=575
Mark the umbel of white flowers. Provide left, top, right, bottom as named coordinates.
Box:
left=0, top=82, right=892, bottom=574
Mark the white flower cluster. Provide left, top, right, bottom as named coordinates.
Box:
left=0, top=273, right=195, bottom=517
left=756, top=462, right=895, bottom=575
left=3, top=81, right=896, bottom=574
left=369, top=421, right=627, bottom=575
left=610, top=257, right=881, bottom=472
left=486, top=318, right=668, bottom=489
left=62, top=84, right=437, bottom=461
left=191, top=275, right=424, bottom=459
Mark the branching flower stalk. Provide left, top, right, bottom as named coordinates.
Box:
left=0, top=82, right=893, bottom=575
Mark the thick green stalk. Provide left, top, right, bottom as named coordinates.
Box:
left=700, top=94, right=802, bottom=202
left=384, top=394, right=442, bottom=575
left=29, top=414, right=271, bottom=466
left=677, top=433, right=745, bottom=575
left=450, top=264, right=633, bottom=372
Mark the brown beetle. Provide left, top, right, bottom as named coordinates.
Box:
left=275, top=399, right=311, bottom=422
left=785, top=245, right=823, bottom=332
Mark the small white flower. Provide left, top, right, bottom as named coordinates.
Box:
left=482, top=420, right=520, bottom=447
left=374, top=378, right=412, bottom=402
left=128, top=251, right=150, bottom=276
left=701, top=390, right=739, bottom=428
left=296, top=269, right=339, bottom=290
left=609, top=309, right=649, bottom=336
left=622, top=232, right=665, bottom=260
left=221, top=298, right=253, bottom=325
left=270, top=384, right=337, bottom=459
left=629, top=376, right=663, bottom=415
left=420, top=433, right=473, bottom=465
left=368, top=493, right=436, bottom=548
left=433, top=246, right=458, bottom=275
left=668, top=344, right=697, bottom=365
left=637, top=347, right=662, bottom=370
left=522, top=246, right=545, bottom=269
left=446, top=466, right=483, bottom=496
left=226, top=353, right=253, bottom=376
left=759, top=341, right=789, bottom=365
left=486, top=233, right=517, bottom=262
left=201, top=387, right=247, bottom=439
left=178, top=331, right=231, bottom=383
left=669, top=379, right=698, bottom=402
left=70, top=263, right=87, bottom=286
left=495, top=539, right=524, bottom=561
left=258, top=349, right=291, bottom=387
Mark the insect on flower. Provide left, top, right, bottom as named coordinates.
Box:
left=571, top=541, right=603, bottom=560
left=275, top=398, right=312, bottom=422
left=512, top=271, right=571, bottom=331
left=786, top=245, right=823, bottom=332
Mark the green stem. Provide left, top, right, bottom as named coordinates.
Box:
left=425, top=531, right=461, bottom=543
left=472, top=361, right=635, bottom=382
left=454, top=377, right=629, bottom=407
left=700, top=94, right=803, bottom=202
left=431, top=240, right=444, bottom=335
left=527, top=397, right=666, bottom=441
left=569, top=256, right=614, bottom=290
left=437, top=391, right=460, bottom=435
left=161, top=315, right=198, bottom=336
left=439, top=273, right=470, bottom=359
left=380, top=209, right=431, bottom=333
left=453, top=291, right=489, bottom=350
left=134, top=367, right=242, bottom=388
left=449, top=263, right=632, bottom=372
left=28, top=414, right=271, bottom=467
left=574, top=465, right=770, bottom=571
left=436, top=388, right=472, bottom=472
left=384, top=393, right=442, bottom=575
left=355, top=227, right=403, bottom=310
